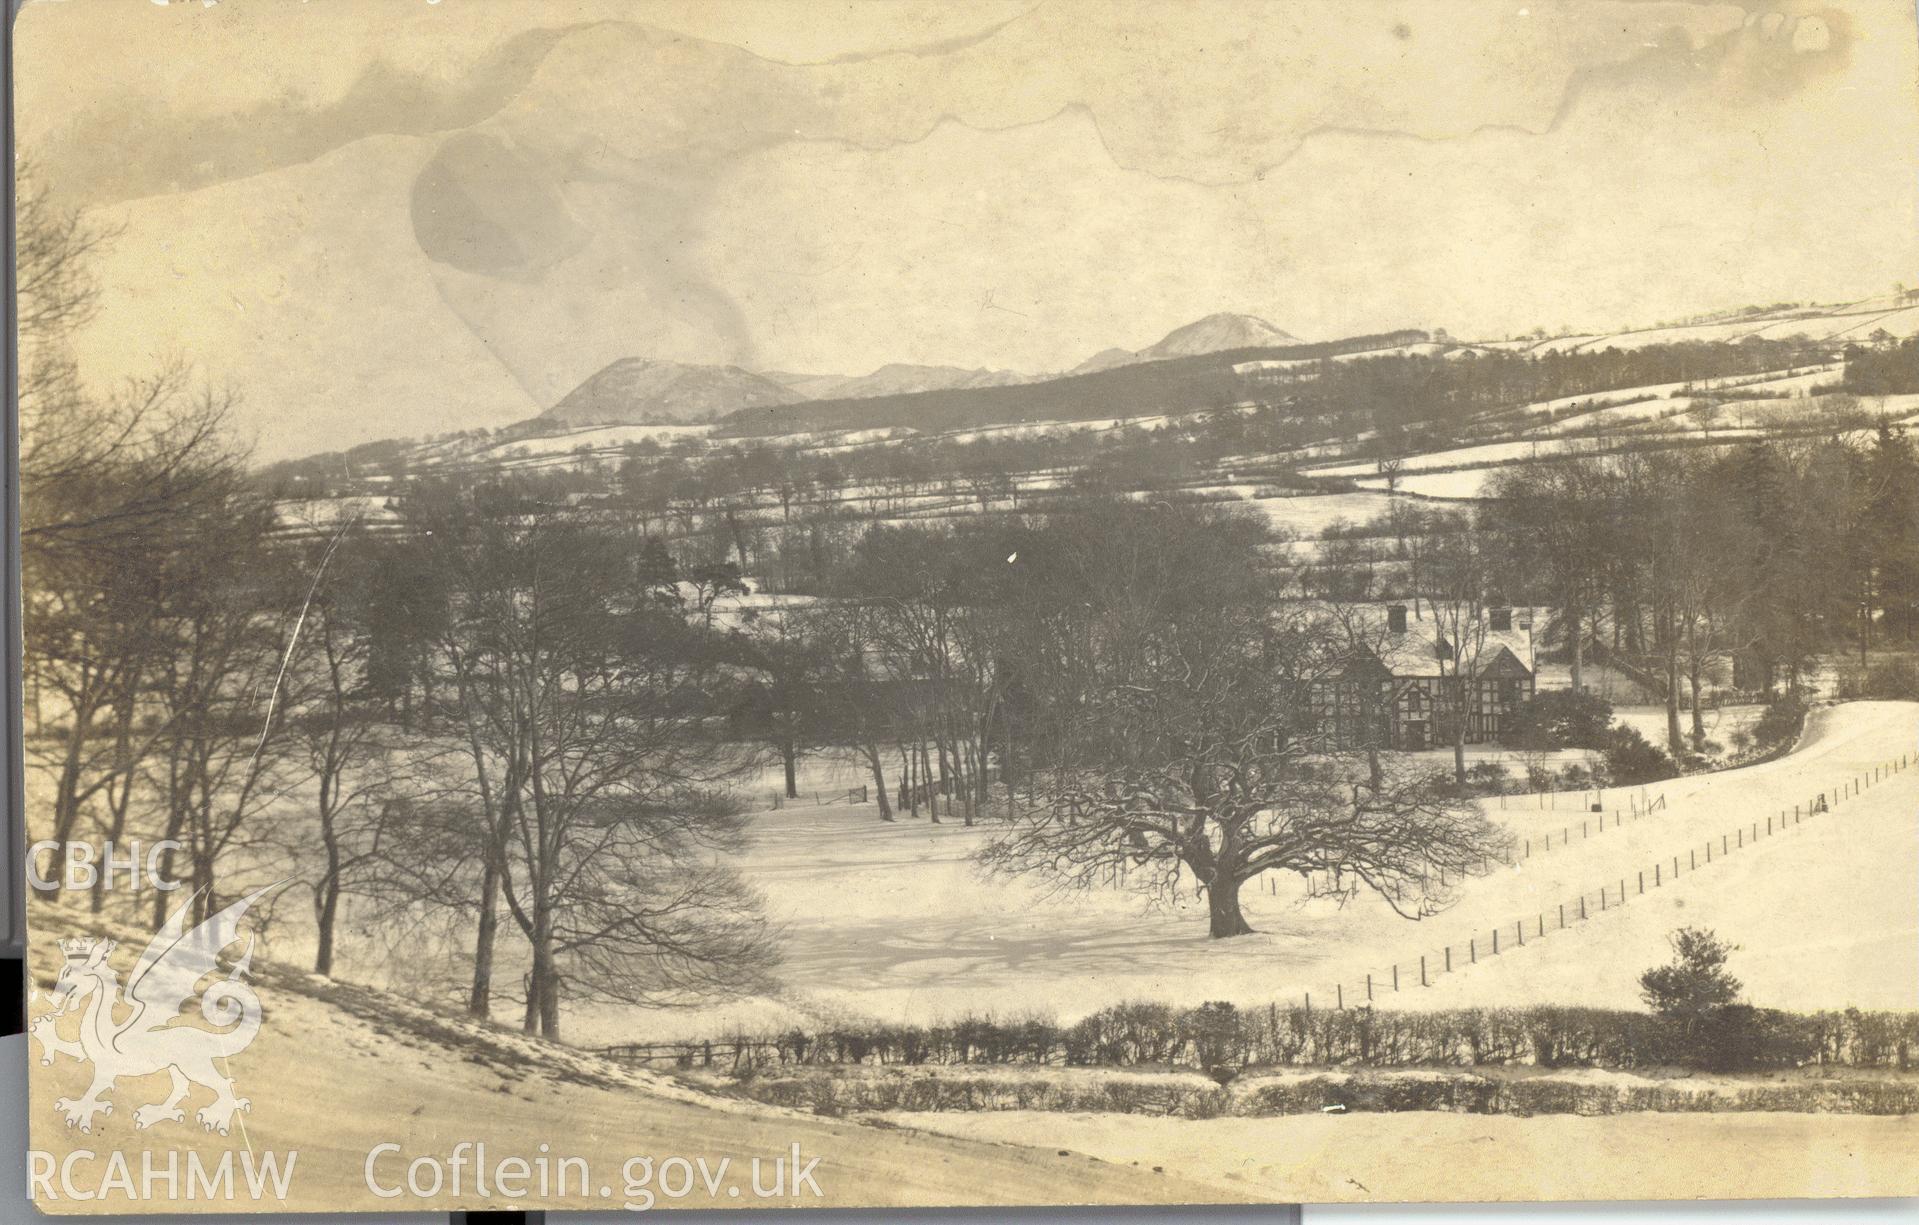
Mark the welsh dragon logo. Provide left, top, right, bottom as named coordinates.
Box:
left=31, top=885, right=277, bottom=1136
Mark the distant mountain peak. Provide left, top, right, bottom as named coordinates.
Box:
left=541, top=358, right=798, bottom=426
left=1142, top=313, right=1302, bottom=358
left=1070, top=312, right=1303, bottom=374
left=760, top=362, right=1031, bottom=402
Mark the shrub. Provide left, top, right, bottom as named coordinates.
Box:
left=1835, top=658, right=1919, bottom=701
left=1603, top=725, right=1677, bottom=784
left=1640, top=928, right=1742, bottom=1019
left=1178, top=1001, right=1244, bottom=1076
left=1641, top=927, right=1758, bottom=1068
left=1751, top=689, right=1809, bottom=749
left=1465, top=761, right=1510, bottom=794
left=1505, top=690, right=1615, bottom=749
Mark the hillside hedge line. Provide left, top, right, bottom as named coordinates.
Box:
left=709, top=1002, right=1918, bottom=1075
left=737, top=1069, right=1919, bottom=1119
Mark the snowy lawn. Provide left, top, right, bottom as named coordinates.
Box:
left=24, top=911, right=1229, bottom=1214
left=1350, top=470, right=1493, bottom=499
left=576, top=702, right=1919, bottom=1045
left=1239, top=491, right=1409, bottom=535
left=884, top=1109, right=1919, bottom=1203
left=1610, top=702, right=1765, bottom=752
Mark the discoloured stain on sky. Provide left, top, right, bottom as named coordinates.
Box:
left=16, top=0, right=1916, bottom=459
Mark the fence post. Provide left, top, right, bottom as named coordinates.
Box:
left=1579, top=896, right=1587, bottom=920
left=1421, top=956, right=1427, bottom=987
left=1559, top=903, right=1565, bottom=929
left=1367, top=973, right=1373, bottom=1002
left=1446, top=946, right=1452, bottom=973
left=1517, top=920, right=1524, bottom=947
left=1492, top=930, right=1499, bottom=954
left=1638, top=870, right=1644, bottom=894
left=1393, top=964, right=1399, bottom=991
left=1469, top=938, right=1476, bottom=964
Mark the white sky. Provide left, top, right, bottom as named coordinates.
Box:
left=16, top=0, right=1919, bottom=458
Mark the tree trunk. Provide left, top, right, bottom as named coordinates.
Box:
left=1452, top=677, right=1468, bottom=785
left=1207, top=875, right=1253, bottom=938
left=526, top=905, right=558, bottom=1038
left=314, top=878, right=340, bottom=977
left=151, top=809, right=185, bottom=930
left=1688, top=657, right=1705, bottom=746
left=867, top=746, right=894, bottom=822
left=540, top=966, right=561, bottom=1040
left=781, top=739, right=799, bottom=799
left=1568, top=604, right=1584, bottom=692
left=919, top=741, right=938, bottom=823
left=900, top=743, right=918, bottom=817
left=469, top=859, right=500, bottom=1018
left=1665, top=652, right=1684, bottom=756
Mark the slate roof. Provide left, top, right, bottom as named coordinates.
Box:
left=1331, top=602, right=1538, bottom=679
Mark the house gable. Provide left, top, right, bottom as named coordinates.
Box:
left=1477, top=645, right=1533, bottom=679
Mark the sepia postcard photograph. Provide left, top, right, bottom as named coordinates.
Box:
left=13, top=0, right=1919, bottom=1214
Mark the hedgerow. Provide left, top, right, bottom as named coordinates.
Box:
left=695, top=1002, right=1918, bottom=1075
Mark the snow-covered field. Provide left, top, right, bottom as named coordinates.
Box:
left=478, top=422, right=715, bottom=459
left=1307, top=436, right=1614, bottom=480
left=1325, top=699, right=1918, bottom=1014
left=1351, top=470, right=1493, bottom=498
left=1525, top=395, right=1693, bottom=436
left=577, top=701, right=1919, bottom=1045
left=26, top=700, right=1916, bottom=1211
left=888, top=1109, right=1919, bottom=1204
left=1745, top=304, right=1919, bottom=342
left=1238, top=491, right=1409, bottom=535
left=1609, top=702, right=1763, bottom=750
left=25, top=913, right=1226, bottom=1214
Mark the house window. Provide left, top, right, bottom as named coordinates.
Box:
left=1490, top=607, right=1512, bottom=632
left=1387, top=604, right=1408, bottom=633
